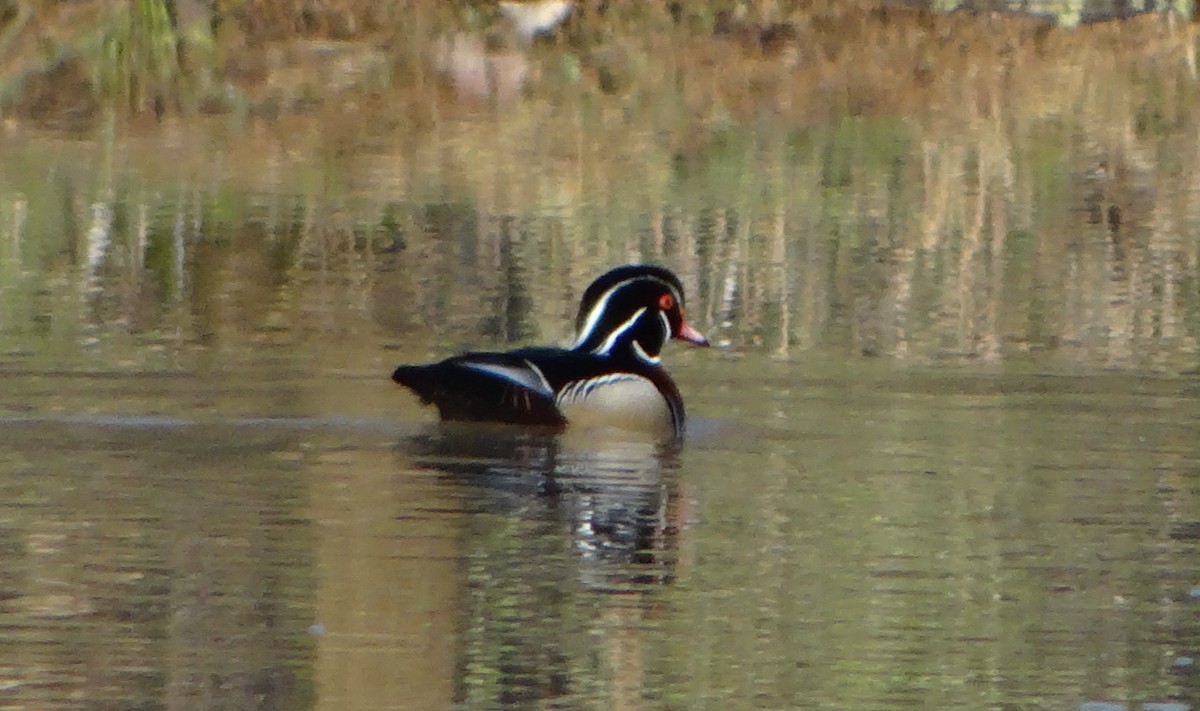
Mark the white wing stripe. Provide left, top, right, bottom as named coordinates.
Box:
left=523, top=359, right=554, bottom=394
left=459, top=360, right=555, bottom=397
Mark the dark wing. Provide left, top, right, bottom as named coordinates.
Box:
left=392, top=349, right=568, bottom=426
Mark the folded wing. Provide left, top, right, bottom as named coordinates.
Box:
left=392, top=351, right=566, bottom=426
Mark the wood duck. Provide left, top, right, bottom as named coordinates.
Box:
left=392, top=264, right=709, bottom=436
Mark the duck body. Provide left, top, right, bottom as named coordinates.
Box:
left=392, top=265, right=708, bottom=436
left=392, top=345, right=683, bottom=432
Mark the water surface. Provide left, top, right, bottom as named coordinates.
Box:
left=1, top=36, right=1199, bottom=708
left=2, top=364, right=1197, bottom=709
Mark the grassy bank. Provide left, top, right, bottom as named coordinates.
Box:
left=0, top=0, right=1195, bottom=131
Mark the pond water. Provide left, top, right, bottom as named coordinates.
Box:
left=2, top=36, right=1200, bottom=710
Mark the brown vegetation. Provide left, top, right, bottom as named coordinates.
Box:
left=0, top=0, right=1194, bottom=130
left=1, top=1, right=1198, bottom=370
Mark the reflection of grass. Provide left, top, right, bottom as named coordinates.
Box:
left=2, top=1, right=1198, bottom=370
left=88, top=0, right=181, bottom=110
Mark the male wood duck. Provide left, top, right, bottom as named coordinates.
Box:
left=392, top=264, right=709, bottom=436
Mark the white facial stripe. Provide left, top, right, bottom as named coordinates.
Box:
left=594, top=307, right=646, bottom=356
left=459, top=360, right=554, bottom=398
left=657, top=310, right=671, bottom=341
left=572, top=282, right=623, bottom=348
left=571, top=276, right=682, bottom=348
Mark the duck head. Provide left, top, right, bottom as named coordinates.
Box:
left=571, top=264, right=709, bottom=364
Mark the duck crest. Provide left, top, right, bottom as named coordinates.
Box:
left=571, top=269, right=683, bottom=364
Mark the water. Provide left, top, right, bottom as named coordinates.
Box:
left=2, top=366, right=1196, bottom=708
left=2, top=42, right=1200, bottom=711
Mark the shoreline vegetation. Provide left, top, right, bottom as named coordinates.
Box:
left=0, top=1, right=1195, bottom=129
left=1, top=1, right=1198, bottom=371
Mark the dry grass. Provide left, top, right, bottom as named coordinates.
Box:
left=2, top=1, right=1198, bottom=368
left=1, top=1, right=1195, bottom=128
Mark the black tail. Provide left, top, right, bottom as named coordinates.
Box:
left=391, top=364, right=418, bottom=385
left=392, top=364, right=440, bottom=404
left=391, top=361, right=564, bottom=426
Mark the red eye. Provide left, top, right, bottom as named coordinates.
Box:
left=658, top=293, right=676, bottom=310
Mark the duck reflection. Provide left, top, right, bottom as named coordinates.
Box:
left=403, top=422, right=683, bottom=591
left=399, top=423, right=684, bottom=707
